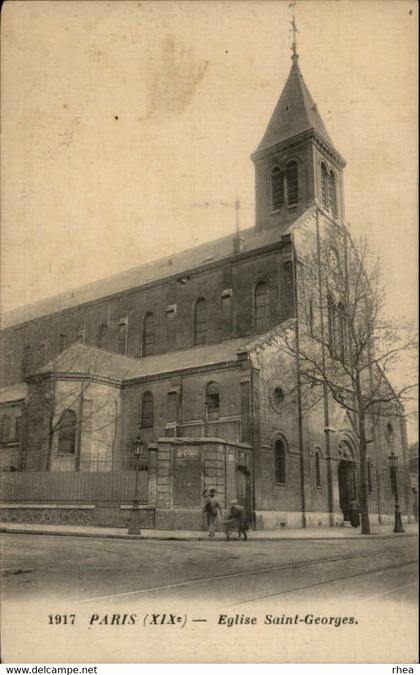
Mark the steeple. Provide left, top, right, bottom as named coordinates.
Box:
left=255, top=59, right=335, bottom=154
left=251, top=29, right=346, bottom=232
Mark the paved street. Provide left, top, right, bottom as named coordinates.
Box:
left=1, top=532, right=418, bottom=663
left=1, top=532, right=418, bottom=606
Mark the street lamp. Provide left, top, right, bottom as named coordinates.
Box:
left=128, top=435, right=145, bottom=536
left=388, top=450, right=405, bottom=534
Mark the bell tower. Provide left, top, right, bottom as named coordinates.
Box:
left=251, top=21, right=346, bottom=232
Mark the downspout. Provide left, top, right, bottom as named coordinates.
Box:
left=315, top=209, right=335, bottom=526
left=75, top=382, right=84, bottom=472
left=291, top=235, right=307, bottom=528
left=249, top=360, right=257, bottom=530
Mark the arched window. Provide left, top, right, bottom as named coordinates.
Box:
left=97, top=323, right=108, bottom=348
left=255, top=282, right=270, bottom=332
left=271, top=166, right=284, bottom=211
left=57, top=409, right=77, bottom=455
left=143, top=313, right=155, bottom=356
left=329, top=170, right=338, bottom=216
left=166, top=391, right=178, bottom=424
left=286, top=161, right=299, bottom=206
left=118, top=319, right=127, bottom=355
left=315, top=450, right=322, bottom=488
left=194, top=298, right=208, bottom=345
left=205, top=382, right=220, bottom=421
left=321, top=162, right=329, bottom=209
left=274, top=438, right=286, bottom=484
left=141, top=391, right=154, bottom=428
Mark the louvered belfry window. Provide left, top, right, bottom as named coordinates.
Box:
left=143, top=313, right=155, bottom=356
left=321, top=162, right=329, bottom=209
left=255, top=282, right=270, bottom=332
left=286, top=161, right=299, bottom=206
left=194, top=298, right=208, bottom=345
left=328, top=170, right=338, bottom=216
left=271, top=166, right=284, bottom=211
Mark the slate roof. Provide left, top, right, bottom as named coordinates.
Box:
left=0, top=383, right=28, bottom=404
left=35, top=343, right=141, bottom=382
left=2, top=223, right=289, bottom=330
left=255, top=61, right=336, bottom=154
left=34, top=339, right=256, bottom=384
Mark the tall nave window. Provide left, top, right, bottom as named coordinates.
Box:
left=254, top=282, right=270, bottom=332
left=142, top=313, right=155, bottom=356
left=194, top=298, right=208, bottom=345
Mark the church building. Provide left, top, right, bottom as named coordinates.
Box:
left=0, top=38, right=412, bottom=530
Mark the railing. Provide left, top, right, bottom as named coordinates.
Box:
left=0, top=469, right=149, bottom=504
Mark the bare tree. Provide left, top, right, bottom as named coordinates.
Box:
left=280, top=214, right=417, bottom=534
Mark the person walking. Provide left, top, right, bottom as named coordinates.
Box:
left=203, top=488, right=222, bottom=538
left=224, top=499, right=249, bottom=541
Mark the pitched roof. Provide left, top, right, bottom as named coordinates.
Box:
left=0, top=383, right=28, bottom=404
left=255, top=61, right=335, bottom=154
left=123, top=338, right=251, bottom=381
left=35, top=343, right=141, bottom=382
left=33, top=336, right=263, bottom=384
left=1, top=223, right=291, bottom=330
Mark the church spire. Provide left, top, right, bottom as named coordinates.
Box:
left=252, top=14, right=344, bottom=160
left=251, top=12, right=346, bottom=232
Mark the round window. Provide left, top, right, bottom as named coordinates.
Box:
left=270, top=385, right=286, bottom=412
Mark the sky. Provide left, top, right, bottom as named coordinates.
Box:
left=1, top=0, right=418, bottom=432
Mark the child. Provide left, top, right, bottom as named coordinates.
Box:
left=224, top=499, right=249, bottom=541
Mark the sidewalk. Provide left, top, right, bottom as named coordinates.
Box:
left=0, top=521, right=418, bottom=542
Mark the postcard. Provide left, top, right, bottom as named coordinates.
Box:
left=0, top=0, right=418, bottom=665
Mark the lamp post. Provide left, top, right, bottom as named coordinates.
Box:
left=388, top=450, right=405, bottom=533
left=128, top=435, right=145, bottom=536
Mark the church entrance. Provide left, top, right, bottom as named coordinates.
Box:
left=338, top=460, right=357, bottom=522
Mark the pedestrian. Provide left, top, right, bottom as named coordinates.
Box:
left=349, top=498, right=360, bottom=528
left=224, top=499, right=249, bottom=541
left=203, top=488, right=222, bottom=538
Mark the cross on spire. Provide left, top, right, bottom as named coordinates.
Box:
left=289, top=7, right=299, bottom=63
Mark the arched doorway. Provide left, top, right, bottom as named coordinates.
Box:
left=337, top=440, right=358, bottom=522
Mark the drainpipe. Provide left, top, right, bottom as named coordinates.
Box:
left=249, top=361, right=257, bottom=530
left=315, top=209, right=335, bottom=526
left=291, top=236, right=307, bottom=528
left=75, top=383, right=84, bottom=472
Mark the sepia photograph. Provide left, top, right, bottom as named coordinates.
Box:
left=0, top=0, right=418, bottom=665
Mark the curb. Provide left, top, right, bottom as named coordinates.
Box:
left=0, top=526, right=417, bottom=542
